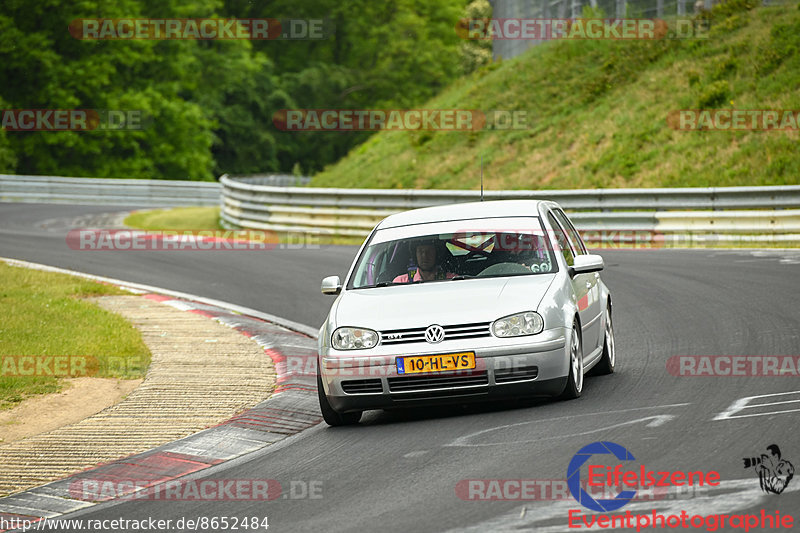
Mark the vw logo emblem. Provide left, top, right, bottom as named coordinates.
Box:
left=425, top=325, right=445, bottom=344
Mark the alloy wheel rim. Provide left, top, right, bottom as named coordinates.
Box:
left=571, top=328, right=583, bottom=392
left=606, top=310, right=615, bottom=368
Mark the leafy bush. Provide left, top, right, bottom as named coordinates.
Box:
left=697, top=80, right=730, bottom=108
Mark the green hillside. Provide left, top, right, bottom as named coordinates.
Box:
left=310, top=1, right=800, bottom=190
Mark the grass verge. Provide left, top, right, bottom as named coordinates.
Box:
left=124, top=207, right=364, bottom=245
left=124, top=207, right=223, bottom=231
left=310, top=2, right=800, bottom=190
left=0, top=262, right=151, bottom=410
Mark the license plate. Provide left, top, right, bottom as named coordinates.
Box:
left=396, top=352, right=476, bottom=375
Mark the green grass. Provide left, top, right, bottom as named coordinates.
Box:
left=310, top=1, right=800, bottom=190
left=124, top=207, right=223, bottom=231
left=0, top=263, right=151, bottom=410
left=125, top=207, right=364, bottom=245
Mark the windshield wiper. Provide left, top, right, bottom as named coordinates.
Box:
left=449, top=274, right=475, bottom=280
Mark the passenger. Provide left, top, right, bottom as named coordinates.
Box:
left=393, top=238, right=455, bottom=282
left=496, top=233, right=540, bottom=266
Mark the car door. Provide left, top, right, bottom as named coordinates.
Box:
left=553, top=208, right=603, bottom=355
left=546, top=211, right=602, bottom=356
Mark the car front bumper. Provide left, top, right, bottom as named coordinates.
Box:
left=319, top=328, right=569, bottom=413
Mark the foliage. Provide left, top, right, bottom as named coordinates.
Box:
left=458, top=0, right=493, bottom=74
left=0, top=0, right=467, bottom=179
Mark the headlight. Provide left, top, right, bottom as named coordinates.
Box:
left=332, top=327, right=379, bottom=350
left=492, top=312, right=544, bottom=337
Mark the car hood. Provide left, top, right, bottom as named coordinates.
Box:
left=335, top=275, right=556, bottom=330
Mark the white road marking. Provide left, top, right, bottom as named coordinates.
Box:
left=446, top=405, right=688, bottom=448
left=403, top=451, right=430, bottom=458
left=713, top=390, right=800, bottom=420
left=750, top=250, right=800, bottom=264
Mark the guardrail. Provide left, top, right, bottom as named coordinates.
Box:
left=3, top=173, right=798, bottom=245
left=0, top=174, right=221, bottom=207
left=220, top=175, right=800, bottom=244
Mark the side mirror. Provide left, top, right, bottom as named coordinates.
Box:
left=321, top=275, right=342, bottom=295
left=569, top=254, right=604, bottom=277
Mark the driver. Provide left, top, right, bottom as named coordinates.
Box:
left=393, top=238, right=455, bottom=282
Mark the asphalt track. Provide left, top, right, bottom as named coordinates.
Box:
left=1, top=203, right=799, bottom=532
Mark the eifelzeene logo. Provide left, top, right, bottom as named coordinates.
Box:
left=567, top=441, right=638, bottom=512
left=744, top=444, right=794, bottom=495
left=567, top=441, right=721, bottom=512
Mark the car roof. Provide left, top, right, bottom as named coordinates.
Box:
left=375, top=200, right=555, bottom=230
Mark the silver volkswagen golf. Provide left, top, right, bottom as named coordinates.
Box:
left=318, top=200, right=615, bottom=426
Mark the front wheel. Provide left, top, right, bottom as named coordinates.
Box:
left=590, top=305, right=615, bottom=376
left=318, top=373, right=362, bottom=426
left=559, top=321, right=583, bottom=400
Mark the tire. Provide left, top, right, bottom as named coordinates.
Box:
left=317, top=373, right=362, bottom=426
left=560, top=321, right=583, bottom=400
left=590, top=304, right=615, bottom=376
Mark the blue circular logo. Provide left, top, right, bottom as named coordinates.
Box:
left=567, top=441, right=638, bottom=512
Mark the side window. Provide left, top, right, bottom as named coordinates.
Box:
left=553, top=209, right=587, bottom=255
left=546, top=212, right=575, bottom=267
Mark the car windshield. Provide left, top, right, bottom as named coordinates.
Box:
left=348, top=217, right=558, bottom=289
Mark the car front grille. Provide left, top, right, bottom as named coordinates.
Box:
left=387, top=370, right=489, bottom=392
left=495, top=365, right=539, bottom=383
left=379, top=322, right=491, bottom=346
left=341, top=379, right=383, bottom=394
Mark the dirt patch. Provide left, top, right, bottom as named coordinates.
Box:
left=0, top=378, right=142, bottom=444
